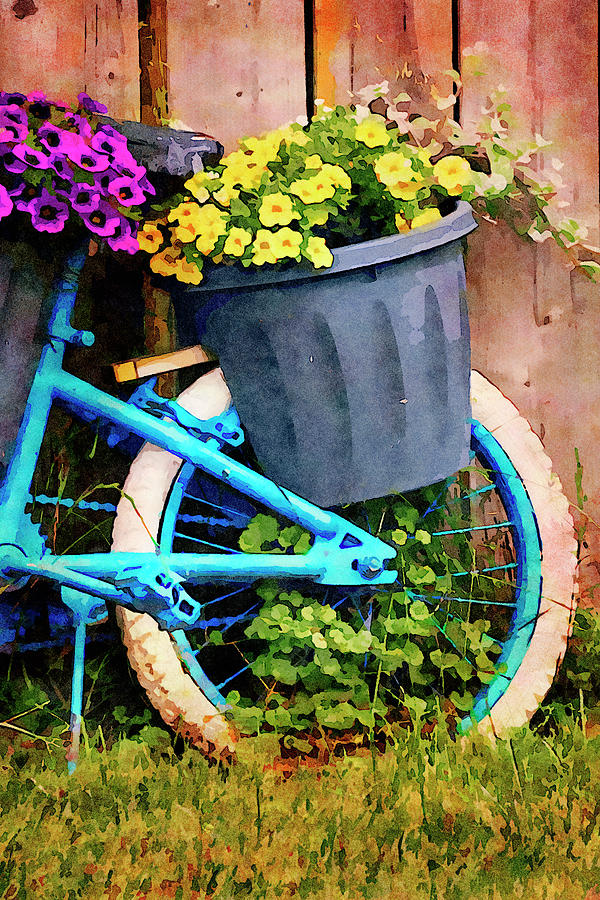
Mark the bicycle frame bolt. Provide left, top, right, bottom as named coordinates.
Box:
left=357, top=556, right=384, bottom=580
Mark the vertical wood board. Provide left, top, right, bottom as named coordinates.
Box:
left=166, top=0, right=306, bottom=151
left=0, top=0, right=139, bottom=119
left=314, top=0, right=453, bottom=105
left=461, top=0, right=600, bottom=598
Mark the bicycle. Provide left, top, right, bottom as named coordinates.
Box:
left=0, top=223, right=577, bottom=773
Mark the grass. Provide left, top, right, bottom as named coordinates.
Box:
left=2, top=610, right=600, bottom=899
left=3, top=705, right=600, bottom=897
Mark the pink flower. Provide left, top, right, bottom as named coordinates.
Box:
left=13, top=143, right=52, bottom=169
left=107, top=175, right=148, bottom=207
left=0, top=185, right=13, bottom=220
left=19, top=188, right=70, bottom=233
left=106, top=216, right=140, bottom=253
left=80, top=199, right=122, bottom=236
left=67, top=139, right=110, bottom=173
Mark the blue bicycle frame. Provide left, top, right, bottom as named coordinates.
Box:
left=0, top=245, right=396, bottom=770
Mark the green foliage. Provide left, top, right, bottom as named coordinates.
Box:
left=221, top=479, right=510, bottom=738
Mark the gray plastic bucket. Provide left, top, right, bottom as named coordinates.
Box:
left=173, top=201, right=478, bottom=507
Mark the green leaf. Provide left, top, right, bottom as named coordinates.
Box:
left=270, top=658, right=298, bottom=684
left=392, top=503, right=420, bottom=533
left=409, top=599, right=431, bottom=620
left=208, top=630, right=224, bottom=646
left=238, top=513, right=280, bottom=552
left=402, top=639, right=424, bottom=667
left=580, top=260, right=600, bottom=279
left=229, top=196, right=252, bottom=217
left=406, top=564, right=437, bottom=586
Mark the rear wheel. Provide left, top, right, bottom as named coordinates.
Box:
left=112, top=369, right=577, bottom=752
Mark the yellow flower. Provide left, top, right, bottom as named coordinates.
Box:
left=258, top=192, right=297, bottom=227
left=304, top=154, right=324, bottom=170
left=355, top=115, right=392, bottom=148
left=212, top=186, right=232, bottom=206
left=320, top=164, right=351, bottom=191
left=223, top=226, right=253, bottom=257
left=150, top=247, right=182, bottom=278
left=251, top=229, right=279, bottom=266
left=304, top=236, right=333, bottom=269
left=221, top=149, right=267, bottom=190
left=433, top=156, right=473, bottom=195
left=241, top=133, right=282, bottom=163
left=183, top=170, right=218, bottom=202
left=137, top=222, right=164, bottom=254
left=375, top=152, right=427, bottom=200
left=374, top=152, right=415, bottom=186
left=184, top=182, right=209, bottom=204
left=270, top=227, right=302, bottom=260
left=191, top=203, right=229, bottom=255
left=173, top=257, right=204, bottom=285
left=386, top=179, right=425, bottom=200
left=289, top=174, right=336, bottom=204
left=410, top=208, right=442, bottom=229
left=395, top=214, right=410, bottom=233
left=166, top=201, right=204, bottom=243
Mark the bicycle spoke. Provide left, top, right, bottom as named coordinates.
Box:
left=173, top=530, right=242, bottom=554
left=407, top=589, right=516, bottom=609
left=432, top=520, right=512, bottom=536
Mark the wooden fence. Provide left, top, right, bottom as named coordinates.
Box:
left=1, top=0, right=599, bottom=594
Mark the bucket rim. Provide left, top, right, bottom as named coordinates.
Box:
left=180, top=200, right=477, bottom=294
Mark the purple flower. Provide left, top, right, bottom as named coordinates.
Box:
left=80, top=199, right=121, bottom=236
left=2, top=151, right=27, bottom=174
left=0, top=185, right=13, bottom=220
left=106, top=216, right=139, bottom=254
left=65, top=113, right=93, bottom=140
left=90, top=129, right=128, bottom=159
left=20, top=188, right=70, bottom=233
left=38, top=122, right=79, bottom=155
left=108, top=143, right=139, bottom=174
left=71, top=185, right=101, bottom=213
left=13, top=143, right=52, bottom=169
left=77, top=93, right=108, bottom=115
left=0, top=105, right=29, bottom=142
left=138, top=173, right=156, bottom=196
left=51, top=176, right=75, bottom=199
left=3, top=175, right=26, bottom=198
left=0, top=92, right=26, bottom=106
left=107, top=175, right=148, bottom=207
left=67, top=140, right=110, bottom=173
left=50, top=155, right=75, bottom=179
left=27, top=91, right=47, bottom=102
left=93, top=123, right=127, bottom=146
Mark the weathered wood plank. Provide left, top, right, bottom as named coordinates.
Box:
left=83, top=0, right=139, bottom=120
left=461, top=0, right=600, bottom=599
left=0, top=0, right=86, bottom=99
left=0, top=0, right=138, bottom=118
left=314, top=0, right=453, bottom=104
left=139, top=0, right=168, bottom=125
left=166, top=0, right=306, bottom=151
